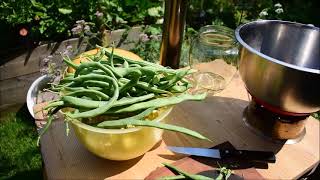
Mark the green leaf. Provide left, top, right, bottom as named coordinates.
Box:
left=147, top=6, right=162, bottom=17
left=30, top=0, right=46, bottom=12
left=58, top=8, right=72, bottom=14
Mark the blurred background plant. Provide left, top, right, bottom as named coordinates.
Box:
left=1, top=0, right=318, bottom=51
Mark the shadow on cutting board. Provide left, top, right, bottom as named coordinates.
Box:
left=162, top=96, right=285, bottom=154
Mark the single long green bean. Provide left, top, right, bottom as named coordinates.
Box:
left=65, top=89, right=110, bottom=100
left=98, top=107, right=156, bottom=125
left=61, top=94, right=155, bottom=109
left=113, top=93, right=206, bottom=113
left=137, top=82, right=171, bottom=94
left=44, top=101, right=64, bottom=110
left=97, top=119, right=210, bottom=141
left=83, top=80, right=110, bottom=89
left=162, top=163, right=213, bottom=180
left=157, top=175, right=186, bottom=180
left=37, top=115, right=54, bottom=146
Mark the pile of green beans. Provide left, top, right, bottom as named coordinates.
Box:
left=39, top=46, right=210, bottom=144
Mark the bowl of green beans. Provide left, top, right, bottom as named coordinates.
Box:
left=37, top=47, right=210, bottom=160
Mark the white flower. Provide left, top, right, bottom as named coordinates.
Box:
left=274, top=3, right=282, bottom=8
left=43, top=57, right=50, bottom=63
left=275, top=8, right=284, bottom=14
left=95, top=11, right=103, bottom=18
left=139, top=33, right=150, bottom=42
left=71, top=25, right=82, bottom=35
left=150, top=35, right=161, bottom=40
left=259, top=10, right=268, bottom=17
left=156, top=18, right=163, bottom=24
left=84, top=25, right=90, bottom=32
left=76, top=20, right=85, bottom=24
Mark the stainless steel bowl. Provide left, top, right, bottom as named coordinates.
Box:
left=235, top=20, right=320, bottom=114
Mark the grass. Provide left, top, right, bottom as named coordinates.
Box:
left=0, top=105, right=42, bottom=180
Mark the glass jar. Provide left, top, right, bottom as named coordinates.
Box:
left=188, top=25, right=239, bottom=94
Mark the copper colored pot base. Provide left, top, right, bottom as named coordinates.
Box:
left=243, top=100, right=308, bottom=144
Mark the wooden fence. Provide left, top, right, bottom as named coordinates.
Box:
left=0, top=27, right=143, bottom=110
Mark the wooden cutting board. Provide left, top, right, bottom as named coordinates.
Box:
left=145, top=142, right=264, bottom=180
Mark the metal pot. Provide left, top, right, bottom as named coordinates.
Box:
left=235, top=20, right=320, bottom=114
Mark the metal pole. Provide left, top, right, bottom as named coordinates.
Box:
left=159, top=0, right=188, bottom=69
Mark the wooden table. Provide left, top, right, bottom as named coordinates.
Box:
left=40, top=72, right=320, bottom=180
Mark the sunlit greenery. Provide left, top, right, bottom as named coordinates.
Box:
left=0, top=106, right=42, bottom=180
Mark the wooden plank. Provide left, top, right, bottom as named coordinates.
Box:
left=0, top=72, right=40, bottom=109
left=38, top=71, right=319, bottom=180
left=0, top=27, right=143, bottom=81
left=0, top=38, right=89, bottom=80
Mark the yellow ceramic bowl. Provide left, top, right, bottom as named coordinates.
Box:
left=70, top=107, right=173, bottom=160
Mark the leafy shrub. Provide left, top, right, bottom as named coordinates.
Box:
left=0, top=0, right=163, bottom=41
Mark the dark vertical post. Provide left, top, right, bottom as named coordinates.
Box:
left=159, top=0, right=188, bottom=69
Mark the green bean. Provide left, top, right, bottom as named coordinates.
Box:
left=83, top=80, right=110, bottom=89
left=37, top=107, right=62, bottom=145
left=65, top=89, right=110, bottom=100
left=37, top=115, right=54, bottom=146
left=44, top=101, right=64, bottom=110
left=123, top=60, right=129, bottom=68
left=160, top=70, right=189, bottom=89
left=129, top=64, right=141, bottom=68
left=73, top=74, right=111, bottom=83
left=61, top=94, right=155, bottom=109
left=151, top=75, right=161, bottom=85
left=74, top=62, right=116, bottom=79
left=162, top=163, right=213, bottom=180
left=157, top=175, right=185, bottom=180
left=113, top=93, right=206, bottom=113
left=63, top=56, right=78, bottom=70
left=67, top=76, right=119, bottom=119
left=137, top=82, right=171, bottom=94
left=170, top=85, right=188, bottom=93
left=64, top=73, right=75, bottom=77
left=94, top=47, right=106, bottom=62
left=120, top=70, right=141, bottom=94
left=109, top=46, right=115, bottom=68
left=62, top=87, right=86, bottom=92
left=97, top=119, right=210, bottom=141
left=86, top=86, right=104, bottom=91
left=102, top=64, right=123, bottom=78
left=99, top=45, right=164, bottom=68
left=99, top=107, right=156, bottom=125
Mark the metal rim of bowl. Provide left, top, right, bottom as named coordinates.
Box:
left=235, top=20, right=320, bottom=74
left=26, top=75, right=51, bottom=118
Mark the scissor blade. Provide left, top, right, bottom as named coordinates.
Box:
left=167, top=146, right=221, bottom=159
